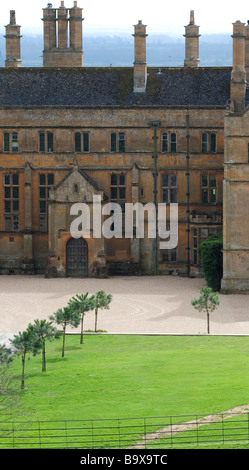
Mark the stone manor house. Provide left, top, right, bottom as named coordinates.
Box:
left=0, top=3, right=249, bottom=293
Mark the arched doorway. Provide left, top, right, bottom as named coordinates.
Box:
left=66, top=237, right=88, bottom=277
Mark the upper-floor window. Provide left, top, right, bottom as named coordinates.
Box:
left=201, top=132, right=217, bottom=153
left=39, top=132, right=54, bottom=152
left=161, top=133, right=168, bottom=153
left=201, top=175, right=217, bottom=204
left=4, top=132, right=18, bottom=152
left=170, top=133, right=177, bottom=153
left=162, top=174, right=178, bottom=203
left=161, top=132, right=177, bottom=153
left=75, top=132, right=81, bottom=152
left=118, top=133, right=125, bottom=152
left=74, top=132, right=90, bottom=152
left=110, top=133, right=125, bottom=153
left=111, top=133, right=117, bottom=152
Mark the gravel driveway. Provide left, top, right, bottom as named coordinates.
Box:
left=0, top=275, right=249, bottom=344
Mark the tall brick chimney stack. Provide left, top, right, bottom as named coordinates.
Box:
left=43, top=2, right=83, bottom=67
left=184, top=10, right=200, bottom=67
left=69, top=1, right=83, bottom=52
left=5, top=10, right=22, bottom=68
left=57, top=1, right=68, bottom=49
left=133, top=20, right=148, bottom=93
left=230, top=21, right=246, bottom=113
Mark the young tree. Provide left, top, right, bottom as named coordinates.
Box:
left=0, top=344, right=20, bottom=422
left=50, top=306, right=80, bottom=357
left=191, top=286, right=219, bottom=334
left=68, top=293, right=95, bottom=344
left=0, top=344, right=12, bottom=366
left=27, top=319, right=60, bottom=372
left=94, top=291, right=112, bottom=332
left=10, top=330, right=41, bottom=389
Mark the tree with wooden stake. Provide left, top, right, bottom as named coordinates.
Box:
left=50, top=306, right=80, bottom=357
left=10, top=330, right=41, bottom=389
left=94, top=291, right=112, bottom=332
left=27, top=319, right=60, bottom=372
left=191, top=286, right=219, bottom=334
left=68, top=293, right=95, bottom=344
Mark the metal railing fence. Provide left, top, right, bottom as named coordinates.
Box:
left=1, top=412, right=249, bottom=449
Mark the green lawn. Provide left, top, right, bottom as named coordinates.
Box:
left=3, top=334, right=249, bottom=448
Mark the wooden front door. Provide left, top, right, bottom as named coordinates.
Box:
left=66, top=237, right=88, bottom=277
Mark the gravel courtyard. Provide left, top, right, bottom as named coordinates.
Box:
left=0, top=275, right=249, bottom=343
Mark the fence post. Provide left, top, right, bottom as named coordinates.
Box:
left=222, top=414, right=224, bottom=444
left=196, top=415, right=198, bottom=446
left=91, top=421, right=94, bottom=449
left=65, top=421, right=68, bottom=448
left=144, top=418, right=147, bottom=449
left=117, top=419, right=121, bottom=449
left=38, top=421, right=41, bottom=448
left=12, top=422, right=15, bottom=448
left=170, top=416, right=173, bottom=448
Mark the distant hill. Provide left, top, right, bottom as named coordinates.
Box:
left=0, top=33, right=233, bottom=67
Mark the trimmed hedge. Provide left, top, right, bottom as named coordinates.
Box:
left=198, top=232, right=223, bottom=291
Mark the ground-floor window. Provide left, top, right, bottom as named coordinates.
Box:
left=162, top=247, right=177, bottom=262
left=4, top=173, right=19, bottom=231
left=192, top=227, right=221, bottom=265
left=39, top=173, right=54, bottom=231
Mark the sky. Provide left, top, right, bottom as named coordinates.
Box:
left=0, top=0, right=248, bottom=36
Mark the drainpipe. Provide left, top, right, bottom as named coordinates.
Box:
left=186, top=111, right=190, bottom=277
left=150, top=121, right=161, bottom=275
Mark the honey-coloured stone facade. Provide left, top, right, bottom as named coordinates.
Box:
left=1, top=4, right=249, bottom=291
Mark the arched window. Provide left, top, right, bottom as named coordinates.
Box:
left=201, top=133, right=208, bottom=153
left=75, top=132, right=81, bottom=152
left=170, top=133, right=177, bottom=152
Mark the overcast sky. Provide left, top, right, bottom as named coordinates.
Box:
left=0, top=0, right=248, bottom=35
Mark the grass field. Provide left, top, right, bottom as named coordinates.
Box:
left=3, top=334, right=249, bottom=448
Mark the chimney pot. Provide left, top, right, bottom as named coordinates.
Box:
left=10, top=10, right=16, bottom=25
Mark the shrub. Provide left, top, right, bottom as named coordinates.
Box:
left=198, top=232, right=223, bottom=291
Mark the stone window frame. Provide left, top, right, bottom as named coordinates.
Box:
left=110, top=172, right=126, bottom=212
left=162, top=247, right=178, bottom=263
left=201, top=132, right=217, bottom=153
left=170, top=132, right=177, bottom=153
left=161, top=132, right=177, bottom=153
left=3, top=131, right=19, bottom=153
left=192, top=226, right=220, bottom=265
left=4, top=173, right=20, bottom=232
left=161, top=173, right=178, bottom=203
left=161, top=133, right=168, bottom=153
left=39, top=131, right=54, bottom=153
left=201, top=174, right=217, bottom=204
left=110, top=132, right=126, bottom=153
left=74, top=131, right=90, bottom=153
left=39, top=173, right=54, bottom=232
